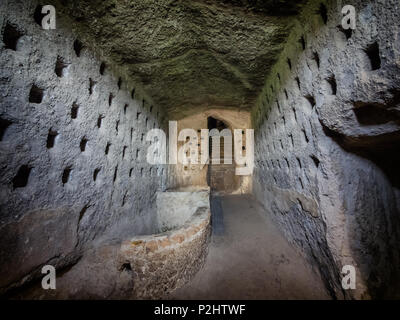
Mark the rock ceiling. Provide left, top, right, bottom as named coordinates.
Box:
left=59, top=0, right=307, bottom=118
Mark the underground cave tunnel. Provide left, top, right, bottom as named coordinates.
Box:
left=0, top=0, right=400, bottom=301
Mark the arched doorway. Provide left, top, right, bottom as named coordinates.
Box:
left=207, top=117, right=239, bottom=193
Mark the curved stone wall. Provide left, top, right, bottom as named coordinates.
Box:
left=120, top=206, right=211, bottom=299
left=252, top=0, right=400, bottom=299
left=5, top=191, right=210, bottom=299
left=0, top=0, right=167, bottom=294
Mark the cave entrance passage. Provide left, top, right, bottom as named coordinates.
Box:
left=207, top=117, right=239, bottom=193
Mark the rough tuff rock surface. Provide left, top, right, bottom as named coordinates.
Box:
left=252, top=0, right=400, bottom=299
left=1, top=0, right=400, bottom=300
left=52, top=0, right=307, bottom=118
left=120, top=206, right=211, bottom=300
left=156, top=188, right=210, bottom=232
left=166, top=108, right=252, bottom=193
left=10, top=202, right=211, bottom=300
left=0, top=0, right=167, bottom=294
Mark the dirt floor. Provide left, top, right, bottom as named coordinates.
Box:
left=170, top=194, right=330, bottom=300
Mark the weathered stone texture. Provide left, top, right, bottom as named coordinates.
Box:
left=156, top=188, right=209, bottom=232
left=0, top=0, right=166, bottom=293
left=166, top=109, right=252, bottom=193
left=252, top=0, right=400, bottom=299
left=120, top=206, right=211, bottom=299
left=49, top=0, right=308, bottom=117
left=2, top=187, right=210, bottom=299
left=1, top=0, right=400, bottom=300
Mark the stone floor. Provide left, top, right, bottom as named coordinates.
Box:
left=170, top=194, right=330, bottom=300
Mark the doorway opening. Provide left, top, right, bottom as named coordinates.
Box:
left=207, top=117, right=238, bottom=193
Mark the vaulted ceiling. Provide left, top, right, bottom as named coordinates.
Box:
left=59, top=0, right=307, bottom=118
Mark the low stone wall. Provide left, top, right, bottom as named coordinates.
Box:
left=7, top=190, right=210, bottom=299
left=156, top=188, right=210, bottom=232
left=120, top=206, right=210, bottom=299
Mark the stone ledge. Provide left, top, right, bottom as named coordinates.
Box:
left=119, top=207, right=211, bottom=299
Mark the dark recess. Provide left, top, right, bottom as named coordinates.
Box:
left=327, top=75, right=337, bottom=95
left=118, top=77, right=122, bottom=90
left=305, top=95, right=316, bottom=108
left=105, top=142, right=111, bottom=155
left=310, top=155, right=320, bottom=168
left=13, top=165, right=32, bottom=189
left=29, top=85, right=44, bottom=104
left=33, top=5, right=46, bottom=27
left=71, top=102, right=79, bottom=119
left=321, top=121, right=400, bottom=188
left=318, top=3, right=328, bottom=24
left=312, top=52, right=320, bottom=69
left=364, top=42, right=381, bottom=71
left=120, top=262, right=132, bottom=271
left=109, top=93, right=114, bottom=107
left=89, top=78, right=96, bottom=95
left=55, top=56, right=69, bottom=77
left=353, top=103, right=395, bottom=126
left=0, top=118, right=12, bottom=141
left=122, top=146, right=127, bottom=158
left=113, top=166, right=118, bottom=183
left=338, top=25, right=353, bottom=40
left=80, top=137, right=88, bottom=152
left=287, top=58, right=292, bottom=70
left=295, top=77, right=301, bottom=90
left=62, top=167, right=72, bottom=184
left=73, top=39, right=84, bottom=57
left=97, top=115, right=104, bottom=128
left=93, top=168, right=100, bottom=181
left=299, top=36, right=306, bottom=50
left=46, top=129, right=58, bottom=149
left=100, top=62, right=106, bottom=75
left=3, top=22, right=23, bottom=50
